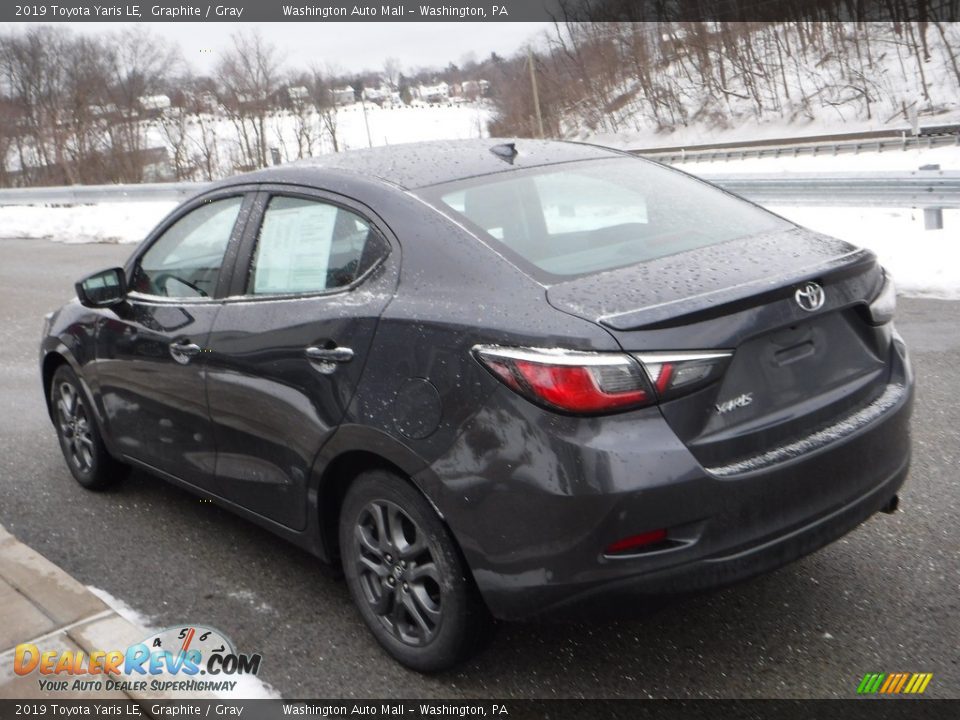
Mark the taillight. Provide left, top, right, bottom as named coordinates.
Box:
left=474, top=346, right=732, bottom=415
left=867, top=271, right=896, bottom=325
left=633, top=351, right=732, bottom=402
left=473, top=346, right=654, bottom=414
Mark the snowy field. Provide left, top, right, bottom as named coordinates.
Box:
left=140, top=101, right=492, bottom=179
left=0, top=141, right=956, bottom=299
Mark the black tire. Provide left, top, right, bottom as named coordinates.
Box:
left=50, top=365, right=128, bottom=490
left=339, top=470, right=491, bottom=672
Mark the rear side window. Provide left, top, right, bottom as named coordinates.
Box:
left=426, top=158, right=790, bottom=280
left=130, top=196, right=242, bottom=298
left=247, top=196, right=387, bottom=295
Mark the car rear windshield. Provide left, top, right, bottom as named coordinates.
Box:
left=420, top=157, right=791, bottom=280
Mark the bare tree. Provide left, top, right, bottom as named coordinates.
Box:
left=216, top=30, right=283, bottom=170
left=156, top=97, right=192, bottom=180
left=933, top=21, right=960, bottom=90
left=62, top=34, right=112, bottom=183
left=382, top=57, right=402, bottom=91
left=105, top=28, right=181, bottom=182
left=0, top=15, right=955, bottom=189
left=191, top=110, right=222, bottom=181
left=0, top=27, right=74, bottom=183
left=310, top=65, right=341, bottom=153
left=286, top=72, right=319, bottom=159
left=0, top=97, right=19, bottom=186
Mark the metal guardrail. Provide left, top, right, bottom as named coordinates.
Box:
left=0, top=171, right=957, bottom=210
left=0, top=181, right=206, bottom=206
left=699, top=170, right=960, bottom=209
left=634, top=125, right=960, bottom=164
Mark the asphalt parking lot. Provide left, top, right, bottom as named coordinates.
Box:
left=1, top=236, right=957, bottom=699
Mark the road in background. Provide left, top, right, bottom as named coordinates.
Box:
left=1, top=237, right=957, bottom=698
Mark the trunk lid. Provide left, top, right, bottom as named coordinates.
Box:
left=546, top=228, right=893, bottom=472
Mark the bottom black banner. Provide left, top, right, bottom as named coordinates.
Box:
left=1, top=700, right=958, bottom=720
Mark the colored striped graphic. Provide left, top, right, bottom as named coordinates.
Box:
left=857, top=672, right=933, bottom=695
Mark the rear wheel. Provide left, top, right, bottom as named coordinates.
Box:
left=50, top=365, right=127, bottom=490
left=339, top=470, right=490, bottom=672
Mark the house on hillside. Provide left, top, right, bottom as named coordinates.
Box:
left=361, top=84, right=402, bottom=106
left=285, top=86, right=310, bottom=108
left=138, top=95, right=171, bottom=118
left=362, top=85, right=388, bottom=103
left=455, top=79, right=490, bottom=101
left=417, top=81, right=449, bottom=103
left=333, top=86, right=356, bottom=106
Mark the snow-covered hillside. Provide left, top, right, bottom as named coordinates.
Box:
left=560, top=23, right=960, bottom=150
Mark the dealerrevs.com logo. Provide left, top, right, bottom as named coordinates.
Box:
left=14, top=625, right=262, bottom=694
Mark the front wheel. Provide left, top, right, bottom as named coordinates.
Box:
left=50, top=365, right=127, bottom=490
left=339, top=470, right=491, bottom=672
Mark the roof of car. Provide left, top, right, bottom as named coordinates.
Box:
left=220, top=139, right=625, bottom=191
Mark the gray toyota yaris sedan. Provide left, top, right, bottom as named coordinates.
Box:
left=41, top=139, right=913, bottom=671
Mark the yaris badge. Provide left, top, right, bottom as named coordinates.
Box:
left=715, top=392, right=753, bottom=415
left=795, top=281, right=825, bottom=312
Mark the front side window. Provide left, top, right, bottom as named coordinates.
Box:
left=426, top=158, right=791, bottom=280
left=130, top=196, right=243, bottom=298
left=247, top=196, right=386, bottom=295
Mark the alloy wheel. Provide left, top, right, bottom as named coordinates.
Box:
left=56, top=381, right=94, bottom=474
left=353, top=499, right=443, bottom=646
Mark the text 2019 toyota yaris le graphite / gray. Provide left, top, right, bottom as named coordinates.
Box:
left=40, top=139, right=912, bottom=671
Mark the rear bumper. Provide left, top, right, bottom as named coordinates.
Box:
left=419, top=334, right=913, bottom=621
left=518, top=449, right=909, bottom=620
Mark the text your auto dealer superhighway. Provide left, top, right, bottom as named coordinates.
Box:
left=151, top=4, right=244, bottom=17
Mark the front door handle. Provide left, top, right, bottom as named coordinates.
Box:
left=169, top=340, right=202, bottom=364
left=305, top=345, right=354, bottom=374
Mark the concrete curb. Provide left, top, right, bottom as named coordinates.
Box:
left=0, top=523, right=212, bottom=702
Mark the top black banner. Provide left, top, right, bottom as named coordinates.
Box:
left=4, top=0, right=959, bottom=23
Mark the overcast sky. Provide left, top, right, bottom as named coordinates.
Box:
left=63, top=22, right=554, bottom=76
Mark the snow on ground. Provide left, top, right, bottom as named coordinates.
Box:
left=767, top=206, right=960, bottom=299
left=88, top=586, right=156, bottom=629
left=139, top=101, right=492, bottom=179
left=234, top=101, right=491, bottom=155
left=665, top=143, right=960, bottom=298
left=592, top=110, right=960, bottom=152
left=677, top=143, right=960, bottom=299
left=582, top=23, right=960, bottom=151
left=0, top=201, right=176, bottom=244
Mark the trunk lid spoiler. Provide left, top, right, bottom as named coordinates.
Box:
left=546, top=228, right=877, bottom=331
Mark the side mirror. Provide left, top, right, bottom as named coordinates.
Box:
left=75, top=267, right=127, bottom=308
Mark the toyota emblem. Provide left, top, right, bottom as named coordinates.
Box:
left=795, top=281, right=825, bottom=312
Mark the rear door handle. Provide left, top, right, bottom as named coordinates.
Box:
left=169, top=340, right=202, bottom=364
left=305, top=345, right=354, bottom=368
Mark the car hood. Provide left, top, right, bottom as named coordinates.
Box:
left=545, top=227, right=874, bottom=331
